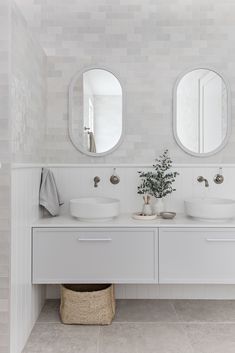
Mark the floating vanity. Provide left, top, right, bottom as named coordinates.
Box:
left=32, top=214, right=235, bottom=285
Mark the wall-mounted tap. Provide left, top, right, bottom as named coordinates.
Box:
left=197, top=176, right=209, bottom=187
left=94, top=176, right=100, bottom=188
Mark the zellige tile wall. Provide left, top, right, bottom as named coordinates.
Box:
left=16, top=0, right=235, bottom=164
left=11, top=2, right=47, bottom=163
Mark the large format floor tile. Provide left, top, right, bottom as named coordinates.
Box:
left=23, top=323, right=99, bottom=353
left=39, top=299, right=235, bottom=324
left=173, top=300, right=235, bottom=322
left=114, top=299, right=178, bottom=322
left=100, top=323, right=193, bottom=353
left=23, top=299, right=235, bottom=353
left=184, top=323, right=235, bottom=353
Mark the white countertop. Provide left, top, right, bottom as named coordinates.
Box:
left=32, top=213, right=235, bottom=228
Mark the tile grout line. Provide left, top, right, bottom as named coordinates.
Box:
left=34, top=320, right=235, bottom=325
left=170, top=300, right=182, bottom=322
left=170, top=302, right=194, bottom=353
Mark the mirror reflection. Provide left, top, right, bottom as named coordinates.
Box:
left=175, top=69, right=229, bottom=156
left=69, top=68, right=123, bottom=155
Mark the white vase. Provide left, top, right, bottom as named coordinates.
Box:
left=142, top=203, right=153, bottom=216
left=153, top=198, right=164, bottom=215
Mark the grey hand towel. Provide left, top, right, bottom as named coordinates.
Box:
left=39, top=168, right=63, bottom=216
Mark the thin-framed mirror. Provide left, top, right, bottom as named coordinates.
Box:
left=69, top=67, right=124, bottom=156
left=173, top=68, right=231, bottom=157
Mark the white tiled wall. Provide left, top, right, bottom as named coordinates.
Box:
left=15, top=0, right=235, bottom=164
left=11, top=2, right=47, bottom=163
left=11, top=167, right=45, bottom=353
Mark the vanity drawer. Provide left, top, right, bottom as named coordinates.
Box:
left=32, top=228, right=157, bottom=284
left=159, top=228, right=235, bottom=284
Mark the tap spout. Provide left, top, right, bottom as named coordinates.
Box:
left=197, top=176, right=209, bottom=187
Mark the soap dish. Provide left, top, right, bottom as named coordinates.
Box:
left=132, top=213, right=157, bottom=221
left=160, top=212, right=176, bottom=219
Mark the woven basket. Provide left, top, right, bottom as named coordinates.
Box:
left=60, top=284, right=115, bottom=325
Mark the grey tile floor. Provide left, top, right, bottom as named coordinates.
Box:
left=23, top=299, right=235, bottom=353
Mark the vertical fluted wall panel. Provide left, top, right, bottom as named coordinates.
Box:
left=11, top=168, right=45, bottom=353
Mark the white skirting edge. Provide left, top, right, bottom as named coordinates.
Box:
left=11, top=163, right=235, bottom=169
left=46, top=284, right=235, bottom=300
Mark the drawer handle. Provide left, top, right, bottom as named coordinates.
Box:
left=206, top=238, right=235, bottom=242
left=78, top=238, right=112, bottom=242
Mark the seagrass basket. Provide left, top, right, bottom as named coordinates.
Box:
left=60, top=284, right=115, bottom=325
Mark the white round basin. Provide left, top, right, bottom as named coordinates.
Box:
left=70, top=197, right=120, bottom=222
left=185, top=197, right=235, bottom=221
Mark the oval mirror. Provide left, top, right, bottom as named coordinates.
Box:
left=173, top=68, right=231, bottom=156
left=69, top=68, right=123, bottom=156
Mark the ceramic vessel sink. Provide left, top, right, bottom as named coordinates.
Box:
left=70, top=197, right=120, bottom=221
left=184, top=197, right=235, bottom=221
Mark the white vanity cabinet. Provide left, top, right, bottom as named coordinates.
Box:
left=32, top=227, right=157, bottom=284
left=32, top=222, right=235, bottom=285
left=159, top=228, right=235, bottom=284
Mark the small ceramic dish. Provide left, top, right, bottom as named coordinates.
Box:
left=132, top=213, right=157, bottom=220
left=160, top=212, right=176, bottom=219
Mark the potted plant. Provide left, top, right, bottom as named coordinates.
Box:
left=137, top=149, right=179, bottom=215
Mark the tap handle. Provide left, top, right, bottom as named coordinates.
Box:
left=94, top=176, right=100, bottom=187
left=110, top=168, right=120, bottom=185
